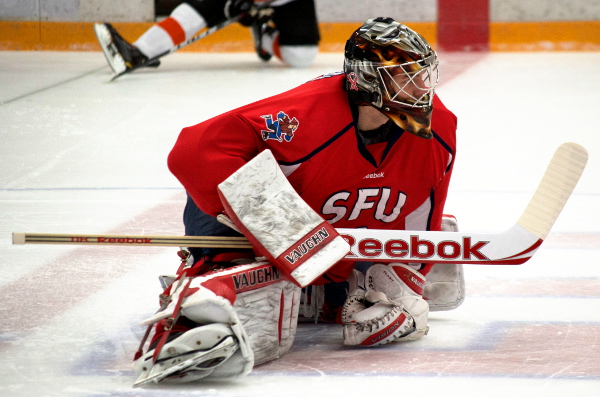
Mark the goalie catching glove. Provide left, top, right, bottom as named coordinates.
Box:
left=133, top=256, right=301, bottom=386
left=341, top=264, right=429, bottom=346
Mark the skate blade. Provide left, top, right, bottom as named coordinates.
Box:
left=93, top=23, right=127, bottom=75
left=133, top=336, right=238, bottom=387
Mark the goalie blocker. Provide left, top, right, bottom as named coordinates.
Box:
left=217, top=149, right=350, bottom=288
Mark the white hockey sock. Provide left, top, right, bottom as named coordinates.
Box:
left=134, top=2, right=207, bottom=59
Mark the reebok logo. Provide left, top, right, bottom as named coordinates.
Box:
left=90, top=237, right=152, bottom=244
left=342, top=234, right=490, bottom=261
left=364, top=172, right=384, bottom=179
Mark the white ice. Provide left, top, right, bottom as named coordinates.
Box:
left=1, top=50, right=599, bottom=397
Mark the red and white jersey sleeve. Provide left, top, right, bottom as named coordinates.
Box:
left=168, top=73, right=457, bottom=236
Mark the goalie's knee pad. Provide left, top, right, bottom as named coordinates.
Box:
left=341, top=264, right=429, bottom=346
left=135, top=261, right=300, bottom=385
left=423, top=215, right=466, bottom=311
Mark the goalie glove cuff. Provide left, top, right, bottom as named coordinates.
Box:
left=367, top=263, right=425, bottom=298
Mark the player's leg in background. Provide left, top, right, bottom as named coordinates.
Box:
left=252, top=0, right=320, bottom=67
left=134, top=1, right=255, bottom=59
left=95, top=0, right=254, bottom=73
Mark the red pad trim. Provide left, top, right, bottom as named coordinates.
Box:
left=392, top=265, right=425, bottom=296
left=152, top=277, right=193, bottom=363
left=157, top=17, right=186, bottom=45
left=278, top=290, right=284, bottom=344
left=203, top=263, right=284, bottom=296
left=275, top=221, right=339, bottom=272
left=200, top=279, right=236, bottom=305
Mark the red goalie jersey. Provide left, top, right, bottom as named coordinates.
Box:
left=168, top=73, right=457, bottom=281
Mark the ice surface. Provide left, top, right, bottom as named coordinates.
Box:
left=1, top=50, right=599, bottom=396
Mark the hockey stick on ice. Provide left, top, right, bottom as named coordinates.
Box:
left=12, top=143, right=587, bottom=265
left=107, top=17, right=238, bottom=81
left=12, top=233, right=253, bottom=249
left=105, top=2, right=277, bottom=80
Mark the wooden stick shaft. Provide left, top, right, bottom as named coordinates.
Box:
left=12, top=232, right=253, bottom=249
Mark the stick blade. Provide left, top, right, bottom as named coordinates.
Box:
left=517, top=142, right=588, bottom=240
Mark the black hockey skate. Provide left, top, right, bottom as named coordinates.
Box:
left=249, top=7, right=276, bottom=62
left=94, top=23, right=160, bottom=75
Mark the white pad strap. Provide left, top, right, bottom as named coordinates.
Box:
left=217, top=149, right=350, bottom=287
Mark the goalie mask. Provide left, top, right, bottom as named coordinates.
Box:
left=344, top=17, right=439, bottom=139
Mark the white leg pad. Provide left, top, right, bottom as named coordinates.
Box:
left=234, top=277, right=301, bottom=365
left=136, top=262, right=300, bottom=385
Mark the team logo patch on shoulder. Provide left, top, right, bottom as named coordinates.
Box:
left=261, top=111, right=299, bottom=142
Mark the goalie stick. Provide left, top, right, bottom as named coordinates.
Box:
left=12, top=143, right=587, bottom=265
